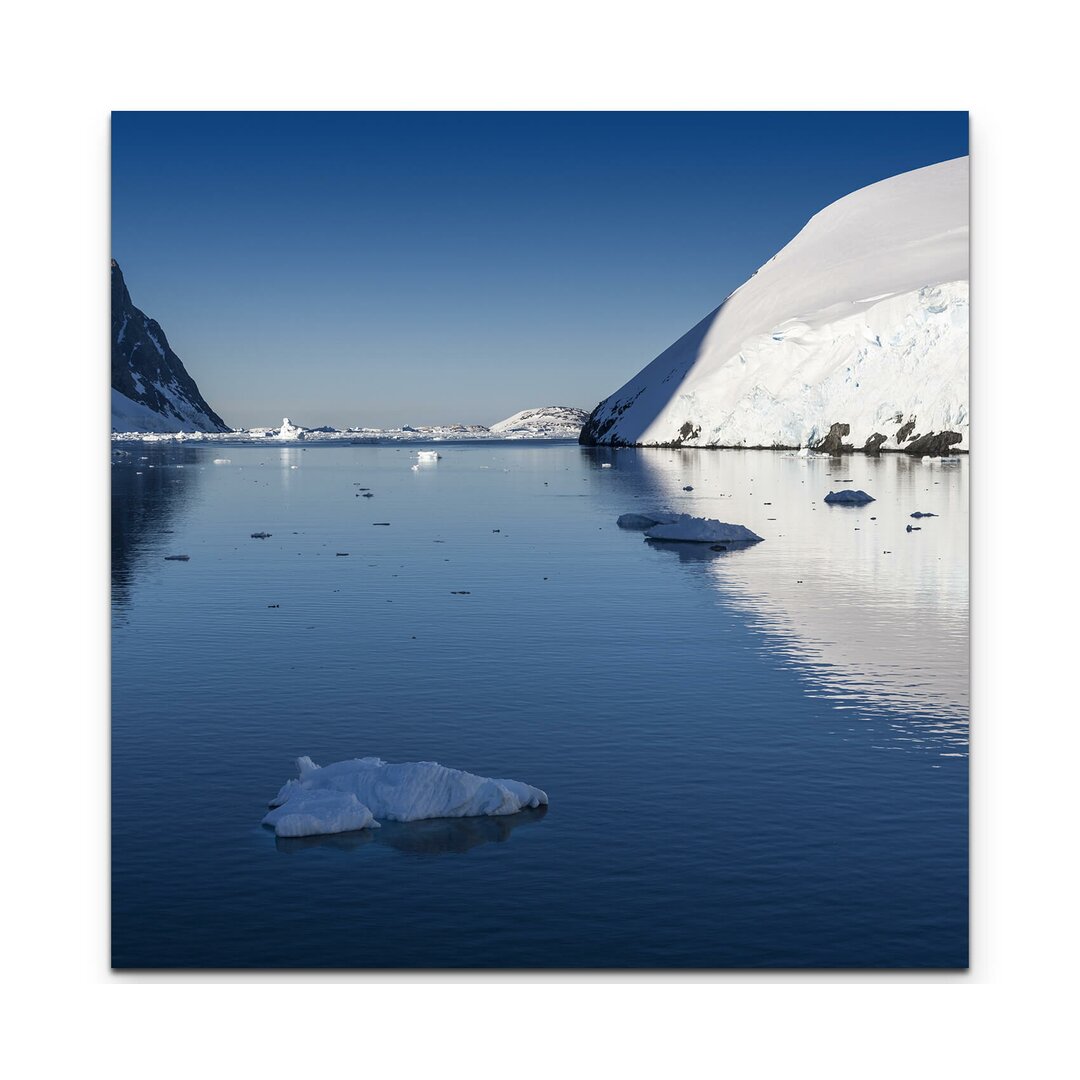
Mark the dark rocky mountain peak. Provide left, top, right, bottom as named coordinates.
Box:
left=111, top=261, right=228, bottom=432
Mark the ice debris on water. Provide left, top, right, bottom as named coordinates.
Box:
left=212, top=458, right=231, bottom=465
left=910, top=511, right=938, bottom=519
left=823, top=490, right=875, bottom=505
left=262, top=756, right=548, bottom=838
left=250, top=532, right=272, bottom=539
left=644, top=516, right=764, bottom=544
left=616, top=511, right=681, bottom=530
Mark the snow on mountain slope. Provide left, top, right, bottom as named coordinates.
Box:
left=111, top=261, right=229, bottom=433
left=580, top=157, right=969, bottom=452
left=490, top=406, right=589, bottom=438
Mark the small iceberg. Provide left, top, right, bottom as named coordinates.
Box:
left=276, top=417, right=307, bottom=441
left=644, top=515, right=763, bottom=544
left=262, top=756, right=548, bottom=837
left=616, top=510, right=681, bottom=530
left=823, top=490, right=875, bottom=506
left=416, top=450, right=441, bottom=461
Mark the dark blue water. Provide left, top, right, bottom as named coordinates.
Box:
left=111, top=441, right=967, bottom=968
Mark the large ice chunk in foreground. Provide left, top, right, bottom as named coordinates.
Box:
left=263, top=756, right=548, bottom=836
left=263, top=789, right=379, bottom=838
left=644, top=516, right=763, bottom=544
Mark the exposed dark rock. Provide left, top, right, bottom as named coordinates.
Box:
left=578, top=389, right=645, bottom=445
left=863, top=432, right=887, bottom=453
left=910, top=512, right=938, bottom=519
left=904, top=431, right=963, bottom=455
left=814, top=422, right=853, bottom=454
left=896, top=418, right=917, bottom=443
left=669, top=421, right=702, bottom=448
left=111, top=260, right=228, bottom=432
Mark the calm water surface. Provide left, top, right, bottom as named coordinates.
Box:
left=112, top=441, right=968, bottom=968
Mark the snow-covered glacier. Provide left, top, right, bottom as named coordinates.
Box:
left=263, top=756, right=549, bottom=837
left=580, top=157, right=969, bottom=452
left=489, top=406, right=589, bottom=438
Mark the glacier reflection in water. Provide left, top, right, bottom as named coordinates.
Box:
left=608, top=446, right=968, bottom=750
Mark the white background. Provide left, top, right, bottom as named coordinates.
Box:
left=2, top=1, right=1076, bottom=1075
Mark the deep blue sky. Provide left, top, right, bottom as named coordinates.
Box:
left=112, top=112, right=968, bottom=429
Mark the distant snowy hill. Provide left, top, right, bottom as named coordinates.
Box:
left=111, top=261, right=228, bottom=433
left=580, top=158, right=969, bottom=453
left=490, top=406, right=589, bottom=439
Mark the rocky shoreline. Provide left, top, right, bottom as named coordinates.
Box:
left=579, top=417, right=967, bottom=455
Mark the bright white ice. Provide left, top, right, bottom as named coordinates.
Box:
left=276, top=417, right=306, bottom=440
left=263, top=756, right=548, bottom=837
left=583, top=157, right=969, bottom=450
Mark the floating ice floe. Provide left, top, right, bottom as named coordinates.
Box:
left=616, top=511, right=681, bottom=530
left=416, top=450, right=441, bottom=461
left=264, top=789, right=379, bottom=838
left=823, top=490, right=875, bottom=505
left=212, top=458, right=231, bottom=465
left=644, top=515, right=764, bottom=544
left=262, top=755, right=549, bottom=837
left=601, top=463, right=613, bottom=468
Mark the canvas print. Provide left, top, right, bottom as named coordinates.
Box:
left=111, top=112, right=969, bottom=968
